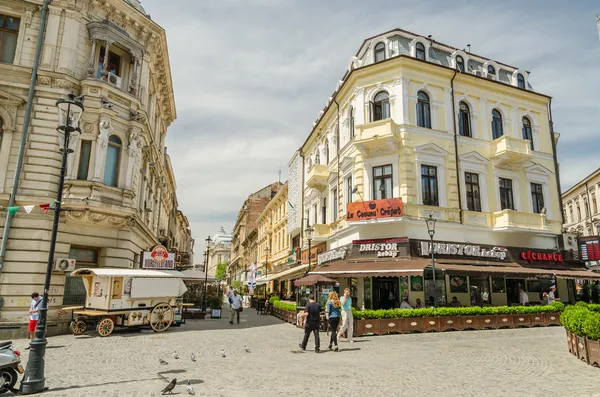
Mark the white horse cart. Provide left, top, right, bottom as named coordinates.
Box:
left=63, top=268, right=189, bottom=337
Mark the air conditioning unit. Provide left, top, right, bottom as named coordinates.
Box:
left=54, top=258, right=76, bottom=272
left=107, top=72, right=122, bottom=89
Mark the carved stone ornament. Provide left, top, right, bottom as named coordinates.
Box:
left=37, top=76, right=53, bottom=86
left=65, top=209, right=133, bottom=228
left=83, top=122, right=95, bottom=134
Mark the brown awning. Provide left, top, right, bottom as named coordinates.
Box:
left=310, top=259, right=430, bottom=278
left=438, top=263, right=600, bottom=280
left=294, top=274, right=338, bottom=286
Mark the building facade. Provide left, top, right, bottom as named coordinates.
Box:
left=228, top=182, right=282, bottom=282
left=203, top=226, right=231, bottom=277
left=288, top=28, right=595, bottom=310
left=0, top=0, right=193, bottom=336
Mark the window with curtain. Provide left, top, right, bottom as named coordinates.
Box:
left=346, top=176, right=353, bottom=205
left=371, top=91, right=390, bottom=121
left=491, top=109, right=503, bottom=139
left=517, top=74, right=526, bottom=89
left=321, top=197, right=327, bottom=224
left=592, top=193, right=598, bottom=214
left=349, top=106, right=355, bottom=139
left=332, top=188, right=338, bottom=222
left=465, top=172, right=481, bottom=212
left=325, top=140, right=329, bottom=164
left=499, top=178, right=514, bottom=210
left=415, top=42, right=426, bottom=60
left=104, top=135, right=121, bottom=187
left=522, top=117, right=533, bottom=150
left=0, top=14, right=20, bottom=64
left=373, top=165, right=392, bottom=200
left=416, top=91, right=431, bottom=128
left=531, top=183, right=545, bottom=214
left=487, top=65, right=496, bottom=77
left=374, top=42, right=386, bottom=62
left=421, top=165, right=439, bottom=206
left=576, top=202, right=581, bottom=221
left=456, top=56, right=465, bottom=72
left=458, top=101, right=471, bottom=137
left=313, top=204, right=317, bottom=225
left=77, top=140, right=92, bottom=180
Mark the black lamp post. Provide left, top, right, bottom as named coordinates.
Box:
left=264, top=246, right=270, bottom=298
left=202, top=236, right=212, bottom=314
left=21, top=93, right=84, bottom=395
left=425, top=213, right=437, bottom=307
left=305, top=225, right=314, bottom=274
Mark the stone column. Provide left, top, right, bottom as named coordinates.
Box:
left=87, top=39, right=98, bottom=76
left=92, top=116, right=111, bottom=181
left=125, top=127, right=142, bottom=188
left=129, top=55, right=139, bottom=95
left=65, top=132, right=81, bottom=180
left=101, top=41, right=112, bottom=78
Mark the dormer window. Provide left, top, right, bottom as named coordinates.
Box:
left=487, top=65, right=496, bottom=78
left=517, top=73, right=526, bottom=89
left=374, top=42, right=386, bottom=63
left=97, top=47, right=122, bottom=79
left=415, top=42, right=426, bottom=60
left=456, top=55, right=465, bottom=72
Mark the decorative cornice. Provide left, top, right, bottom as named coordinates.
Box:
left=64, top=209, right=134, bottom=228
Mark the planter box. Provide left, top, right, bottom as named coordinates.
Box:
left=424, top=317, right=441, bottom=332
left=577, top=336, right=589, bottom=364
left=586, top=339, right=600, bottom=367
left=355, top=319, right=381, bottom=336
left=475, top=316, right=497, bottom=329
left=403, top=317, right=425, bottom=333
left=439, top=316, right=461, bottom=331
left=530, top=313, right=545, bottom=327
left=496, top=314, right=514, bottom=328
left=513, top=314, right=533, bottom=327
left=545, top=312, right=561, bottom=326
left=380, top=318, right=404, bottom=334
left=457, top=316, right=477, bottom=330
left=569, top=331, right=579, bottom=357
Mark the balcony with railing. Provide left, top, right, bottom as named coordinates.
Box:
left=354, top=118, right=400, bottom=156
left=491, top=135, right=532, bottom=168
left=306, top=164, right=329, bottom=191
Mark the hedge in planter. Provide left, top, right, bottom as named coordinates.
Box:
left=273, top=301, right=296, bottom=312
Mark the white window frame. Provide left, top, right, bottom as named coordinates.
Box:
left=525, top=164, right=552, bottom=219
left=459, top=152, right=489, bottom=212
left=344, top=174, right=353, bottom=207
left=363, top=153, right=399, bottom=201
left=495, top=169, right=520, bottom=212
left=409, top=37, right=430, bottom=61
left=415, top=144, right=448, bottom=207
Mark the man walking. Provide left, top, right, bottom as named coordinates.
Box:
left=299, top=297, right=321, bottom=352
left=337, top=288, right=353, bottom=343
left=28, top=292, right=41, bottom=340
left=229, top=290, right=243, bottom=324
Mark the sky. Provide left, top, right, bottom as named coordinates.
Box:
left=141, top=0, right=600, bottom=258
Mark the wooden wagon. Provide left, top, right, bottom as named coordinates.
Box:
left=63, top=268, right=189, bottom=337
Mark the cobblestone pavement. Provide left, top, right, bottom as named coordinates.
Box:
left=6, top=309, right=600, bottom=397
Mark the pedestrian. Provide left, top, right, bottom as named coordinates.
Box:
left=519, top=287, right=529, bottom=306
left=229, top=290, right=243, bottom=324
left=548, top=285, right=559, bottom=304
left=400, top=297, right=412, bottom=309
left=28, top=292, right=41, bottom=340
left=337, top=288, right=354, bottom=344
left=299, top=297, right=321, bottom=352
left=325, top=291, right=341, bottom=351
left=415, top=298, right=424, bottom=308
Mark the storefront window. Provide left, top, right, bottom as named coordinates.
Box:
left=470, top=276, right=491, bottom=306
left=64, top=247, right=99, bottom=305
left=363, top=277, right=372, bottom=309
left=424, top=269, right=446, bottom=306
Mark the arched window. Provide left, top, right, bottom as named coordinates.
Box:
left=348, top=106, right=355, bottom=139
left=456, top=56, right=465, bottom=72
left=315, top=151, right=320, bottom=165
left=458, top=101, right=471, bottom=137
left=487, top=65, right=496, bottom=77
left=374, top=42, right=386, bottom=63
left=371, top=91, right=390, bottom=121
left=104, top=135, right=121, bottom=187
left=522, top=117, right=533, bottom=150
left=491, top=109, right=503, bottom=139
left=415, top=42, right=426, bottom=60
left=416, top=91, right=431, bottom=128
left=517, top=73, right=526, bottom=89
left=324, top=139, right=329, bottom=164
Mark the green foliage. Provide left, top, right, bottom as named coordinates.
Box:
left=549, top=301, right=565, bottom=312
left=215, top=263, right=227, bottom=281
left=592, top=284, right=600, bottom=304
left=230, top=281, right=248, bottom=295
left=581, top=284, right=592, bottom=304
left=582, top=311, right=600, bottom=340
left=273, top=300, right=296, bottom=312
left=269, top=296, right=280, bottom=305
left=208, top=296, right=222, bottom=309
left=561, top=305, right=589, bottom=336
left=576, top=301, right=589, bottom=307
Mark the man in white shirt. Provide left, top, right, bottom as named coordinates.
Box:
left=548, top=285, right=558, bottom=304
left=400, top=297, right=412, bottom=309
left=519, top=287, right=529, bottom=306
left=28, top=292, right=41, bottom=339
left=229, top=290, right=243, bottom=324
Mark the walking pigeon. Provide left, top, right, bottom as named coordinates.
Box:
left=244, top=344, right=251, bottom=353
left=220, top=349, right=226, bottom=358
left=191, top=352, right=196, bottom=362
left=186, top=380, right=195, bottom=395
left=173, top=351, right=179, bottom=359
left=161, top=378, right=177, bottom=395
left=159, top=358, right=168, bottom=365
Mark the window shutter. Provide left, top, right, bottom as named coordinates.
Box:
left=368, top=101, right=374, bottom=123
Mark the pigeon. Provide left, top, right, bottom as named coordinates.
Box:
left=159, top=358, right=168, bottom=365
left=186, top=380, right=195, bottom=395
left=220, top=349, right=226, bottom=358
left=161, top=378, right=177, bottom=395
left=173, top=351, right=179, bottom=359
left=190, top=352, right=196, bottom=362
left=244, top=344, right=251, bottom=353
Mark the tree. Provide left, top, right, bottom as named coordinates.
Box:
left=215, top=262, right=227, bottom=281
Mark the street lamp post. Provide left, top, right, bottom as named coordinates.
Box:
left=305, top=225, right=314, bottom=274
left=21, top=94, right=84, bottom=394
left=202, top=236, right=212, bottom=314
left=425, top=214, right=437, bottom=307
left=265, top=246, right=270, bottom=298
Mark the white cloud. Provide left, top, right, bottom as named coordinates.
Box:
left=142, top=0, right=600, bottom=253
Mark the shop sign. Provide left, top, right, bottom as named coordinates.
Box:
left=520, top=250, right=563, bottom=263
left=354, top=238, right=409, bottom=259
left=579, top=237, right=600, bottom=262
left=142, top=244, right=175, bottom=270
left=346, top=198, right=403, bottom=222
left=419, top=241, right=507, bottom=260
left=302, top=243, right=326, bottom=264
left=317, top=246, right=349, bottom=265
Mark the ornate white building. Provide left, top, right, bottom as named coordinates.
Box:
left=0, top=0, right=193, bottom=337
left=202, top=226, right=232, bottom=277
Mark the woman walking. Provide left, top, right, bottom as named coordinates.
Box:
left=337, top=288, right=354, bottom=343
left=325, top=291, right=341, bottom=351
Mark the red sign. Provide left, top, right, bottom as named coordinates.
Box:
left=150, top=245, right=169, bottom=263
left=346, top=198, right=403, bottom=222
left=520, top=250, right=563, bottom=263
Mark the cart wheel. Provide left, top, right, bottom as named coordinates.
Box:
left=150, top=303, right=174, bottom=332
left=70, top=317, right=87, bottom=335
left=96, top=317, right=114, bottom=337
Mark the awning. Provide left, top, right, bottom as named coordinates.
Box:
left=310, top=259, right=431, bottom=278
left=437, top=262, right=600, bottom=280
left=255, top=264, right=309, bottom=285
left=294, top=274, right=337, bottom=286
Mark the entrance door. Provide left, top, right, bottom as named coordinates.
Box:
left=506, top=279, right=524, bottom=305
left=373, top=277, right=399, bottom=309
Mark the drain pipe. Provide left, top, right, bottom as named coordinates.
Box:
left=332, top=98, right=340, bottom=225
left=450, top=69, right=463, bottom=224
left=0, top=0, right=52, bottom=273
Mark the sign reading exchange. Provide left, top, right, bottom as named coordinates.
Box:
left=346, top=198, right=403, bottom=222
left=520, top=250, right=564, bottom=263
